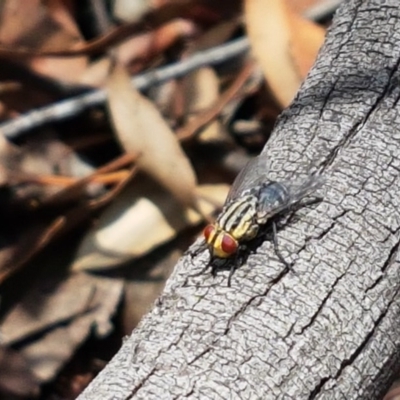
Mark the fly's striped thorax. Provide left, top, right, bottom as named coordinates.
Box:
left=217, top=194, right=259, bottom=241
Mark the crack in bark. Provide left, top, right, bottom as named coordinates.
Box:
left=318, top=79, right=338, bottom=121
left=125, top=366, right=158, bottom=399
left=313, top=210, right=348, bottom=241
left=125, top=326, right=192, bottom=399
left=188, top=347, right=212, bottom=366
left=307, top=285, right=400, bottom=400
left=359, top=57, right=400, bottom=127
left=297, top=271, right=347, bottom=336
left=223, top=266, right=292, bottom=336
left=290, top=210, right=347, bottom=263
left=365, top=238, right=400, bottom=294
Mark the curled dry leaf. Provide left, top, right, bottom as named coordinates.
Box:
left=71, top=183, right=229, bottom=271
left=106, top=63, right=198, bottom=207
left=245, top=0, right=325, bottom=108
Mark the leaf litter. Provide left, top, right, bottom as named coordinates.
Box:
left=0, top=0, right=339, bottom=398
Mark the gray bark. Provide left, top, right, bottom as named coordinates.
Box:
left=78, top=1, right=400, bottom=399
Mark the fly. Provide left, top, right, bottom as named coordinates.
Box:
left=200, top=156, right=323, bottom=286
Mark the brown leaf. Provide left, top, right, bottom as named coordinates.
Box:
left=284, top=0, right=326, bottom=79
left=177, top=62, right=256, bottom=141
left=0, top=2, right=234, bottom=58
left=284, top=0, right=321, bottom=15
left=113, top=0, right=153, bottom=23
left=106, top=63, right=198, bottom=207
left=117, top=19, right=198, bottom=67
left=81, top=19, right=198, bottom=87
left=0, top=346, right=39, bottom=398
left=245, top=0, right=325, bottom=108
left=384, top=382, right=400, bottom=400
left=1, top=273, right=95, bottom=345
left=0, top=0, right=87, bottom=83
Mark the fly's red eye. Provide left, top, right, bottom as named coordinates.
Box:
left=203, top=224, right=215, bottom=241
left=221, top=234, right=238, bottom=255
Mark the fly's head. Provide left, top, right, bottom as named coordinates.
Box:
left=203, top=223, right=239, bottom=258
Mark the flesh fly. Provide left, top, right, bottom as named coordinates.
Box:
left=202, top=156, right=323, bottom=285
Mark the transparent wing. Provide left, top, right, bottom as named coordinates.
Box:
left=226, top=156, right=270, bottom=204
left=256, top=174, right=324, bottom=221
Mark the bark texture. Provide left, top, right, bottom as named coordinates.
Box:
left=78, top=1, right=400, bottom=399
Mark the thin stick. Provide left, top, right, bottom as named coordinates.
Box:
left=0, top=1, right=341, bottom=139
left=176, top=61, right=255, bottom=141
left=0, top=38, right=250, bottom=139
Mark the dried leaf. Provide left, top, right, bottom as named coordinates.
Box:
left=191, top=19, right=241, bottom=52
left=117, top=19, right=198, bottom=67
left=245, top=0, right=325, bottom=108
left=106, top=63, right=197, bottom=207
left=1, top=273, right=95, bottom=345
left=285, top=0, right=321, bottom=15
left=178, top=62, right=257, bottom=141
left=112, top=0, right=152, bottom=23
left=284, top=0, right=326, bottom=78
left=82, top=20, right=197, bottom=87
left=0, top=0, right=87, bottom=83
left=1, top=273, right=123, bottom=382
left=0, top=346, right=39, bottom=398
left=384, top=383, right=400, bottom=400
left=184, top=67, right=222, bottom=141
left=72, top=183, right=229, bottom=271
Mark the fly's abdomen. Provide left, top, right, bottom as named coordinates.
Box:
left=257, top=182, right=290, bottom=221
left=255, top=176, right=322, bottom=223
left=217, top=195, right=259, bottom=241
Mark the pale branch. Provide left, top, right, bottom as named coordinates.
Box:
left=78, top=0, right=400, bottom=399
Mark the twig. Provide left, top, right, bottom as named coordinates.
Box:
left=176, top=61, right=256, bottom=140
left=0, top=38, right=250, bottom=139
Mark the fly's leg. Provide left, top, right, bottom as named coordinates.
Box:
left=227, top=265, right=235, bottom=287
left=227, top=255, right=238, bottom=287
left=272, top=221, right=294, bottom=272
left=227, top=248, right=247, bottom=287
left=300, top=196, right=323, bottom=208
left=191, top=240, right=208, bottom=258
left=186, top=240, right=213, bottom=280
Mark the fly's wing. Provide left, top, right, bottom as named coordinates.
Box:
left=226, top=156, right=270, bottom=204
left=256, top=174, right=324, bottom=221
